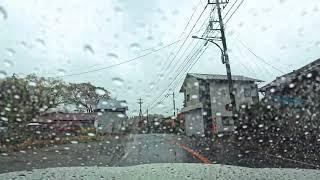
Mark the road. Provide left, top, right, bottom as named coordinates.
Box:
left=116, top=134, right=200, bottom=166
left=0, top=136, right=127, bottom=174
left=0, top=134, right=201, bottom=174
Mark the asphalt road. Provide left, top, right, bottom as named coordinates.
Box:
left=0, top=134, right=200, bottom=174
left=0, top=136, right=126, bottom=174
left=116, top=134, right=200, bottom=166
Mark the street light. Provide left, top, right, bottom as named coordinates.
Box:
left=191, top=35, right=237, bottom=115
left=192, top=36, right=225, bottom=63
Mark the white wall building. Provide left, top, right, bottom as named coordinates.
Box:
left=179, top=73, right=262, bottom=136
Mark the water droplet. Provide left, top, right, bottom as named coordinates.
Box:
left=0, top=6, right=8, bottom=20
left=114, top=6, right=122, bottom=13
left=6, top=48, right=15, bottom=56
left=242, top=125, right=248, bottom=129
left=36, top=38, right=46, bottom=47
left=289, top=83, right=295, bottom=88
left=217, top=133, right=224, bottom=137
left=64, top=147, right=70, bottom=150
left=306, top=73, right=312, bottom=78
left=70, top=140, right=78, bottom=144
left=14, top=95, right=20, bottom=99
left=270, top=88, right=275, bottom=93
left=107, top=53, right=119, bottom=60
left=129, top=42, right=141, bottom=50
left=0, top=70, right=7, bottom=79
left=115, top=136, right=119, bottom=139
left=3, top=59, right=13, bottom=67
left=57, top=68, right=66, bottom=76
left=83, top=44, right=94, bottom=55
left=117, top=113, right=125, bottom=118
left=258, top=124, right=264, bottom=128
left=88, top=133, right=95, bottom=137
left=156, top=102, right=164, bottom=108
left=191, top=95, right=198, bottom=99
left=28, top=81, right=37, bottom=87
left=112, top=77, right=124, bottom=86
left=95, top=89, right=106, bottom=96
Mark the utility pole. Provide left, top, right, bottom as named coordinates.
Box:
left=208, top=0, right=237, bottom=115
left=166, top=92, right=176, bottom=116
left=138, top=98, right=143, bottom=120
left=146, top=108, right=150, bottom=133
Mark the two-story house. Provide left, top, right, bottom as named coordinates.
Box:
left=179, top=73, right=262, bottom=136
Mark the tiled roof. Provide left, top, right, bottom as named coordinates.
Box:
left=188, top=73, right=263, bottom=82
left=260, top=58, right=320, bottom=92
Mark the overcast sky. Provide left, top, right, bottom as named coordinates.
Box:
left=1, top=0, right=320, bottom=116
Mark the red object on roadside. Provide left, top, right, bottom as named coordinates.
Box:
left=211, top=117, right=217, bottom=135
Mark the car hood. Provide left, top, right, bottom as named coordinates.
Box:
left=0, top=163, right=319, bottom=180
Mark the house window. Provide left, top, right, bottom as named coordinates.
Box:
left=221, top=116, right=233, bottom=126
left=244, top=88, right=251, bottom=97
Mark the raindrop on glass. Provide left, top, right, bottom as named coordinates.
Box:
left=129, top=42, right=141, bottom=51
left=88, top=133, right=95, bottom=137
left=57, top=68, right=66, bottom=76
left=0, top=70, right=7, bottom=79
left=28, top=81, right=37, bottom=87
left=191, top=95, right=198, bottom=99
left=95, top=89, right=106, bottom=96
left=83, top=44, right=94, bottom=55
left=117, top=113, right=125, bottom=118
left=112, top=77, right=124, bottom=86
left=6, top=48, right=15, bottom=56
left=0, top=6, right=7, bottom=20
left=3, top=59, right=13, bottom=67
left=107, top=53, right=119, bottom=60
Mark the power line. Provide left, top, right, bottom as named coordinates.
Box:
left=225, top=0, right=245, bottom=24
left=223, top=0, right=239, bottom=20
left=235, top=37, right=285, bottom=74
left=151, top=0, right=204, bottom=81
left=171, top=44, right=209, bottom=91
left=51, top=40, right=181, bottom=78
left=153, top=4, right=208, bottom=81
left=148, top=45, right=207, bottom=112
left=145, top=5, right=211, bottom=94
left=146, top=31, right=209, bottom=110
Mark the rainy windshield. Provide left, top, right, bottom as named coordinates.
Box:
left=1, top=0, right=320, bottom=179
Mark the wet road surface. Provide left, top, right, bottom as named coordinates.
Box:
left=116, top=134, right=200, bottom=166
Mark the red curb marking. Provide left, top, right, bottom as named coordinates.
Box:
left=176, top=143, right=212, bottom=164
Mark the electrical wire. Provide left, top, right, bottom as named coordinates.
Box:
left=225, top=0, right=245, bottom=24
left=235, top=37, right=285, bottom=74
left=52, top=40, right=181, bottom=78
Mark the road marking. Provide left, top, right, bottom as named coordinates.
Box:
left=176, top=143, right=212, bottom=164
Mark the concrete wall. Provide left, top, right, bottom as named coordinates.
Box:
left=210, top=81, right=258, bottom=133
left=184, top=76, right=201, bottom=107
left=184, top=108, right=205, bottom=136
left=95, top=111, right=127, bottom=134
